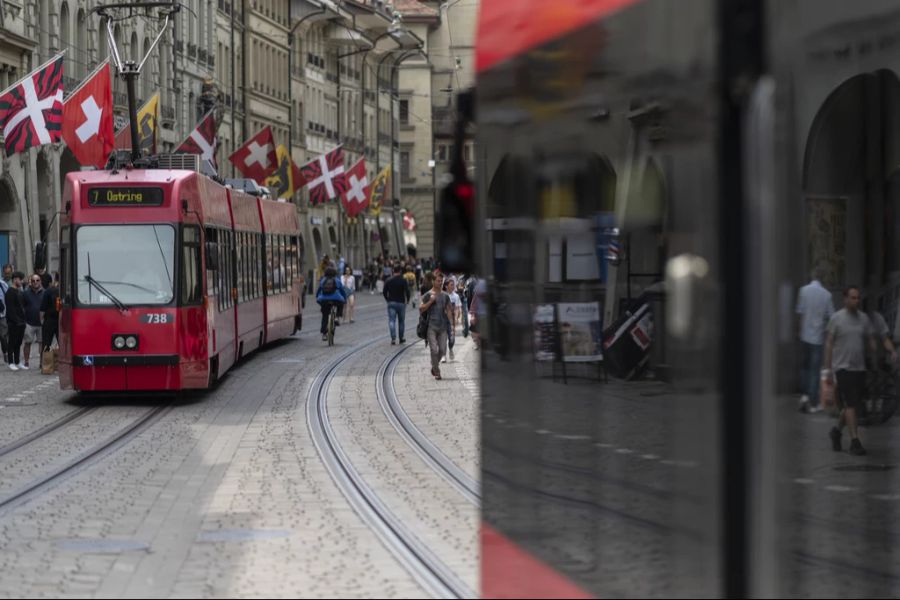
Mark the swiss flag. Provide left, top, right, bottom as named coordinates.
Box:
left=228, top=126, right=277, bottom=183
left=340, top=158, right=369, bottom=217
left=175, top=109, right=217, bottom=167
left=61, top=61, right=114, bottom=168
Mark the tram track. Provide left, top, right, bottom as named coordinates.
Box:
left=307, top=338, right=477, bottom=600
left=0, top=402, right=172, bottom=515
left=0, top=406, right=97, bottom=459
left=377, top=342, right=480, bottom=506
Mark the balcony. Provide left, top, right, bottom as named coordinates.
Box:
left=175, top=39, right=184, bottom=53
left=188, top=43, right=197, bottom=59
left=209, top=54, right=215, bottom=67
left=162, top=105, right=175, bottom=121
left=198, top=48, right=207, bottom=63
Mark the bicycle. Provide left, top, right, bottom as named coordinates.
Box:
left=326, top=303, right=337, bottom=346
left=859, top=362, right=900, bottom=426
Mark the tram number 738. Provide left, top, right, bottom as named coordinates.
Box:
left=141, top=313, right=169, bottom=324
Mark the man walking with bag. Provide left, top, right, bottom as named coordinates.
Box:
left=420, top=272, right=454, bottom=380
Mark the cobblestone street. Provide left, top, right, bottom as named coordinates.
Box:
left=0, top=294, right=480, bottom=598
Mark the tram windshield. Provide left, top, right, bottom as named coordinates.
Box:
left=76, top=224, right=176, bottom=306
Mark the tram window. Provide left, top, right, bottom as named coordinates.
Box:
left=236, top=232, right=245, bottom=303
left=180, top=226, right=202, bottom=305
left=245, top=232, right=251, bottom=300
left=265, top=234, right=273, bottom=295
left=255, top=233, right=262, bottom=299
left=205, top=227, right=216, bottom=304
left=294, top=236, right=303, bottom=278
left=59, top=226, right=70, bottom=305
left=225, top=230, right=234, bottom=309
left=286, top=236, right=294, bottom=287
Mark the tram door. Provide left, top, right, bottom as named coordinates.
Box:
left=478, top=0, right=750, bottom=597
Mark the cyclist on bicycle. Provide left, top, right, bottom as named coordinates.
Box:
left=316, top=267, right=347, bottom=341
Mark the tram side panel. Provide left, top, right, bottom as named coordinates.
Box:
left=257, top=197, right=302, bottom=344
left=199, top=177, right=238, bottom=382
left=230, top=190, right=266, bottom=358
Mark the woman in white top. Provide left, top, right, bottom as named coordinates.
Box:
left=341, top=267, right=356, bottom=323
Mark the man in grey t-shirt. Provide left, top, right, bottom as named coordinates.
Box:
left=420, top=271, right=454, bottom=379
left=823, top=286, right=896, bottom=455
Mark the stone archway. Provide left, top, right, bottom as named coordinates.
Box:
left=802, top=69, right=900, bottom=293
left=312, top=228, right=323, bottom=261
left=0, top=178, right=20, bottom=269
left=328, top=226, right=338, bottom=256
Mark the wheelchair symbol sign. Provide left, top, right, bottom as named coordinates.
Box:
left=83, top=356, right=94, bottom=366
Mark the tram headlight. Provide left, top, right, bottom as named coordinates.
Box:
left=113, top=335, right=126, bottom=349
left=125, top=335, right=138, bottom=349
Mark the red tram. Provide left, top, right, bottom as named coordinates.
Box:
left=57, top=166, right=303, bottom=392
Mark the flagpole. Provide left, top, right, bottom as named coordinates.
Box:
left=0, top=52, right=66, bottom=98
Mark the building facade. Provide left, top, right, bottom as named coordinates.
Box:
left=396, top=0, right=476, bottom=261
left=0, top=0, right=431, bottom=278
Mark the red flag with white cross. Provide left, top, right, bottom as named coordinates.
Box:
left=228, top=126, right=277, bottom=183
left=340, top=158, right=370, bottom=217
left=0, top=54, right=64, bottom=157
left=175, top=109, right=217, bottom=168
left=301, top=145, right=348, bottom=206
left=61, top=60, right=114, bottom=169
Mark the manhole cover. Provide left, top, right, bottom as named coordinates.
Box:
left=833, top=464, right=895, bottom=472
left=58, top=539, right=149, bottom=552
left=196, top=528, right=291, bottom=542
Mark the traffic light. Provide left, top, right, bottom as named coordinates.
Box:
left=437, top=177, right=475, bottom=273
left=436, top=90, right=475, bottom=273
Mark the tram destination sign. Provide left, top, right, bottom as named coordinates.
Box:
left=88, top=187, right=164, bottom=207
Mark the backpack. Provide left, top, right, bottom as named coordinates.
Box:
left=322, top=276, right=337, bottom=295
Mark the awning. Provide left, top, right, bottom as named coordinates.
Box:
left=476, top=0, right=637, bottom=72
left=326, top=24, right=374, bottom=49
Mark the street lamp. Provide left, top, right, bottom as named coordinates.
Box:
left=287, top=0, right=329, bottom=165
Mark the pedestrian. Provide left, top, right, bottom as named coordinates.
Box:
left=317, top=255, right=331, bottom=284
left=36, top=267, right=51, bottom=290
left=22, top=273, right=44, bottom=370
left=420, top=271, right=454, bottom=379
left=0, top=271, right=8, bottom=363
left=4, top=272, right=25, bottom=370
left=316, top=267, right=347, bottom=341
left=796, top=266, right=834, bottom=413
left=468, top=277, right=487, bottom=350
left=823, top=285, right=896, bottom=456
left=40, top=272, right=60, bottom=353
left=383, top=264, right=410, bottom=345
left=341, top=266, right=356, bottom=323
left=443, top=278, right=460, bottom=362
left=403, top=266, right=417, bottom=308
left=2, top=264, right=11, bottom=283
